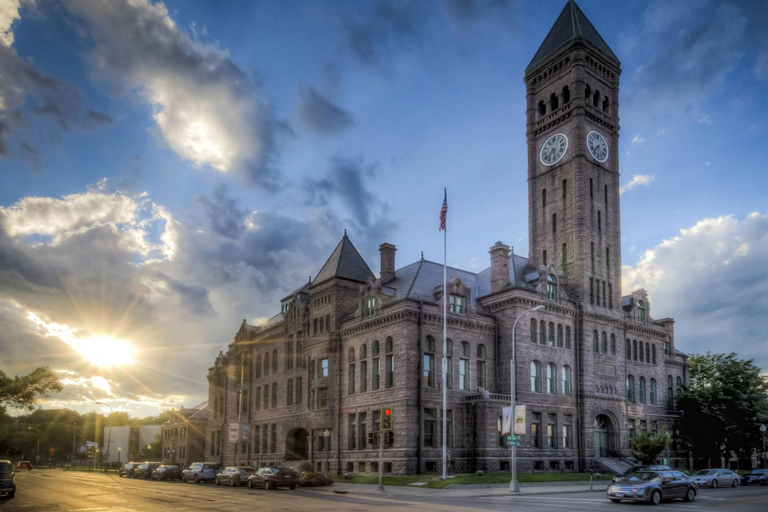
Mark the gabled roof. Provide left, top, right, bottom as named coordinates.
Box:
left=313, top=233, right=375, bottom=286
left=527, top=0, right=618, bottom=72
left=281, top=280, right=311, bottom=302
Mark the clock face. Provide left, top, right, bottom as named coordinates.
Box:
left=539, top=133, right=568, bottom=166
left=587, top=131, right=609, bottom=163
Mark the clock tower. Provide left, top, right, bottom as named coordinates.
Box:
left=525, top=0, right=622, bottom=311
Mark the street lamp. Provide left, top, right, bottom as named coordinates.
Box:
left=95, top=402, right=113, bottom=473
left=118, top=447, right=122, bottom=466
left=27, top=426, right=41, bottom=466
left=760, top=424, right=766, bottom=469
left=323, top=429, right=330, bottom=477
left=509, top=304, right=545, bottom=493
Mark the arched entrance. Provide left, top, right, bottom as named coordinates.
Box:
left=593, top=414, right=616, bottom=457
left=285, top=428, right=309, bottom=460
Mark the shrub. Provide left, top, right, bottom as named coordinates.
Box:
left=298, top=472, right=333, bottom=487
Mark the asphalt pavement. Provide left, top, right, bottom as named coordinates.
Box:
left=1, top=469, right=767, bottom=511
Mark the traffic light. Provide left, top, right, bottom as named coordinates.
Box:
left=49, top=448, right=55, bottom=458
left=381, top=406, right=393, bottom=431
left=383, top=431, right=394, bottom=447
left=368, top=433, right=379, bottom=446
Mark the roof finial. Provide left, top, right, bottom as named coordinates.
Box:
left=421, top=251, right=424, bottom=260
left=344, top=229, right=347, bottom=237
left=308, top=275, right=312, bottom=282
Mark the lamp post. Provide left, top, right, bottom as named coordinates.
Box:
left=118, top=447, right=122, bottom=466
left=95, top=402, right=113, bottom=473
left=760, top=424, right=766, bottom=469
left=323, top=429, right=330, bottom=477
left=510, top=304, right=545, bottom=493
left=27, top=426, right=41, bottom=465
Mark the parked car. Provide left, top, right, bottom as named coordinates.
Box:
left=607, top=470, right=697, bottom=505
left=247, top=467, right=299, bottom=490
left=0, top=460, right=15, bottom=499
left=216, top=466, right=256, bottom=487
left=133, top=462, right=162, bottom=479
left=151, top=464, right=182, bottom=481
left=119, top=462, right=140, bottom=478
left=693, top=468, right=740, bottom=488
left=741, top=468, right=768, bottom=486
left=16, top=461, right=32, bottom=471
left=612, top=464, right=670, bottom=482
left=181, top=462, right=221, bottom=483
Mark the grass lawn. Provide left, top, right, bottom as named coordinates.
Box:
left=332, top=471, right=596, bottom=489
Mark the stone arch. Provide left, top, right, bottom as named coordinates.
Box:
left=593, top=411, right=619, bottom=457
left=285, top=427, right=309, bottom=461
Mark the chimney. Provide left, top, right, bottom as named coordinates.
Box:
left=379, top=243, right=397, bottom=284
left=489, top=241, right=511, bottom=293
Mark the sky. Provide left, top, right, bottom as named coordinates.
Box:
left=1, top=0, right=767, bottom=418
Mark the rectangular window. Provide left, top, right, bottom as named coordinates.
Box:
left=562, top=417, right=573, bottom=448
left=313, top=318, right=318, bottom=335
left=606, top=247, right=610, bottom=273
left=286, top=344, right=294, bottom=371
left=241, top=388, right=249, bottom=414
left=287, top=379, right=293, bottom=406
left=664, top=342, right=670, bottom=355
left=325, top=314, right=331, bottom=332
left=552, top=213, right=556, bottom=233
left=562, top=179, right=567, bottom=200
left=543, top=250, right=547, bottom=266
left=317, top=388, right=328, bottom=408
left=348, top=414, right=357, bottom=450
left=562, top=243, right=567, bottom=265
left=596, top=279, right=600, bottom=305
left=590, top=277, right=594, bottom=304
left=591, top=241, right=595, bottom=272
left=598, top=210, right=601, bottom=231
left=590, top=178, right=593, bottom=198
left=459, top=359, right=469, bottom=391
left=360, top=361, right=367, bottom=392
left=271, top=383, right=277, bottom=408
left=608, top=283, right=613, bottom=309
left=446, top=354, right=453, bottom=389
left=477, top=360, right=486, bottom=389
left=320, top=358, right=329, bottom=377
left=449, top=295, right=466, bottom=315
left=254, top=427, right=260, bottom=455
left=297, top=340, right=303, bottom=368
left=263, top=386, right=268, bottom=410
left=295, top=376, right=302, bottom=404
left=424, top=409, right=436, bottom=447
left=602, top=281, right=607, bottom=307
left=348, top=364, right=355, bottom=394
left=385, top=354, right=394, bottom=388
left=319, top=316, right=324, bottom=333
left=358, top=413, right=367, bottom=450
left=423, top=353, right=435, bottom=387
left=532, top=413, right=542, bottom=448
left=542, top=189, right=546, bottom=209
left=547, top=414, right=557, bottom=448
left=363, top=296, right=377, bottom=318
left=270, top=424, right=276, bottom=453
left=373, top=357, right=380, bottom=390
left=261, top=425, right=268, bottom=454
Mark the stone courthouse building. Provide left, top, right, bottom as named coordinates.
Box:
left=204, top=1, right=688, bottom=475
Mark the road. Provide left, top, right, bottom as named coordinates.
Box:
left=1, top=470, right=767, bottom=511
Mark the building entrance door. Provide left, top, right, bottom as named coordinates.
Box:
left=286, top=428, right=309, bottom=460
left=594, top=415, right=611, bottom=457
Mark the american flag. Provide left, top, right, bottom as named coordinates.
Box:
left=439, top=189, right=447, bottom=231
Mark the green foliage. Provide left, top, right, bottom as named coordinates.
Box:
left=139, top=432, right=162, bottom=459
left=678, top=353, right=768, bottom=464
left=0, top=367, right=62, bottom=413
left=630, top=429, right=671, bottom=464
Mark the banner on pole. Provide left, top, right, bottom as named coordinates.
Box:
left=501, top=405, right=527, bottom=435
left=514, top=405, right=526, bottom=435
left=228, top=423, right=239, bottom=443
left=239, top=423, right=251, bottom=443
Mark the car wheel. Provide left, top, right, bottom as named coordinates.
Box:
left=290, top=485, right=296, bottom=490
left=248, top=480, right=253, bottom=489
left=194, top=475, right=199, bottom=483
left=8, top=492, right=14, bottom=499
left=181, top=475, right=186, bottom=482
left=712, top=479, right=718, bottom=489
left=215, top=478, right=220, bottom=485
left=732, top=479, right=739, bottom=487
left=609, top=499, right=621, bottom=503
left=230, top=479, right=235, bottom=487
left=684, top=488, right=696, bottom=502
left=265, top=480, right=272, bottom=490
left=651, top=490, right=661, bottom=505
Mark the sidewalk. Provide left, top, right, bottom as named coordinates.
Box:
left=303, top=480, right=610, bottom=499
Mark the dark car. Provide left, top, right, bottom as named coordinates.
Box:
left=16, top=461, right=32, bottom=471
left=119, top=462, right=141, bottom=478
left=613, top=464, right=671, bottom=482
left=216, top=466, right=256, bottom=487
left=0, top=460, right=15, bottom=499
left=247, top=467, right=299, bottom=490
left=741, top=468, right=768, bottom=486
left=182, top=462, right=221, bottom=483
left=151, top=464, right=182, bottom=481
left=133, top=462, right=161, bottom=479
left=607, top=470, right=697, bottom=505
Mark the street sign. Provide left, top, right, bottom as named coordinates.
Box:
left=506, top=435, right=519, bottom=441
left=507, top=440, right=521, bottom=446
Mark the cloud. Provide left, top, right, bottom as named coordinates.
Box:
left=622, top=212, right=768, bottom=371
left=297, top=85, right=353, bottom=134
left=442, top=0, right=514, bottom=28
left=631, top=134, right=645, bottom=145
left=0, top=0, right=20, bottom=47
left=619, top=174, right=655, bottom=194
left=62, top=0, right=287, bottom=187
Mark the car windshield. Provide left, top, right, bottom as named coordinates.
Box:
left=695, top=470, right=717, bottom=475
left=627, top=472, right=660, bottom=482
left=239, top=468, right=255, bottom=473
left=749, top=469, right=767, bottom=475
left=203, top=464, right=219, bottom=469
left=0, top=462, right=12, bottom=474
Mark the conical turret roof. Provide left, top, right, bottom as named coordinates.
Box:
left=313, top=232, right=375, bottom=286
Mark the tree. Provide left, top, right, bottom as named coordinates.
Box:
left=631, top=430, right=671, bottom=464
left=678, top=353, right=768, bottom=468
left=0, top=367, right=62, bottom=413
left=139, top=432, right=162, bottom=460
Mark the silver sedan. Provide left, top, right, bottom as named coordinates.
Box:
left=693, top=468, right=740, bottom=488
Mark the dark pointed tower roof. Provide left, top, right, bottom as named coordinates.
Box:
left=313, top=233, right=375, bottom=286
left=527, top=0, right=618, bottom=72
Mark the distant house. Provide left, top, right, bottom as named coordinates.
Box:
left=161, top=402, right=208, bottom=468
left=101, top=425, right=161, bottom=464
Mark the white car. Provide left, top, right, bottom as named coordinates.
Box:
left=693, top=468, right=740, bottom=488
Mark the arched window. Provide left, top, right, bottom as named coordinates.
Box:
left=446, top=339, right=454, bottom=389
left=585, top=84, right=591, bottom=100
left=626, top=339, right=631, bottom=359
left=593, top=90, right=600, bottom=107
left=652, top=345, right=657, bottom=364
left=610, top=334, right=616, bottom=355
left=348, top=347, right=355, bottom=362
left=531, top=361, right=542, bottom=393
left=348, top=348, right=355, bottom=395
left=423, top=337, right=435, bottom=388
left=562, top=365, right=572, bottom=396
left=477, top=344, right=487, bottom=389
left=565, top=326, right=571, bottom=349
left=213, top=397, right=219, bottom=419
left=639, top=377, right=646, bottom=404
left=633, top=339, right=638, bottom=361
left=639, top=341, right=644, bottom=362
left=548, top=322, right=555, bottom=346
left=676, top=376, right=682, bottom=393
left=646, top=343, right=651, bottom=363
left=627, top=375, right=635, bottom=403
left=557, top=324, right=563, bottom=348
left=601, top=332, right=608, bottom=354
left=538, top=100, right=546, bottom=116
left=638, top=301, right=646, bottom=324
left=272, top=349, right=277, bottom=372
left=547, top=275, right=557, bottom=300
left=363, top=296, right=378, bottom=318
left=547, top=363, right=557, bottom=394
left=550, top=92, right=559, bottom=111
left=360, top=343, right=367, bottom=359
left=602, top=97, right=609, bottom=113
left=255, top=355, right=262, bottom=378
left=540, top=320, right=546, bottom=344
left=668, top=375, right=674, bottom=408
left=530, top=318, right=537, bottom=343
left=562, top=85, right=570, bottom=104
left=459, top=341, right=470, bottom=391
left=372, top=340, right=381, bottom=390
left=373, top=340, right=380, bottom=356
left=264, top=352, right=270, bottom=376
left=593, top=330, right=599, bottom=352
left=650, top=378, right=657, bottom=405
left=385, top=336, right=394, bottom=388
left=360, top=343, right=368, bottom=392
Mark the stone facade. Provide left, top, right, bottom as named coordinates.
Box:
left=161, top=403, right=208, bottom=468
left=202, top=1, right=689, bottom=475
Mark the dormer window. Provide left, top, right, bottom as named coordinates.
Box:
left=547, top=275, right=557, bottom=301
left=637, top=300, right=646, bottom=324
left=449, top=295, right=466, bottom=315
left=362, top=296, right=378, bottom=318
left=281, top=302, right=290, bottom=314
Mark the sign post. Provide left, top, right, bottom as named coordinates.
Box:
left=377, top=407, right=393, bottom=493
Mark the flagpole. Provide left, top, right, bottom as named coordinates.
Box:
left=442, top=187, right=447, bottom=481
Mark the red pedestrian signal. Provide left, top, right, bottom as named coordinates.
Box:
left=49, top=448, right=55, bottom=458
left=380, top=406, right=393, bottom=431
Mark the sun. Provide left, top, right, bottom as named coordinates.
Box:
left=73, top=336, right=137, bottom=368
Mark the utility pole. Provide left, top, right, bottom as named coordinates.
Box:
left=72, top=423, right=77, bottom=465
